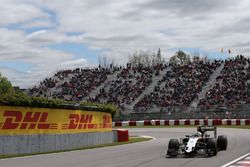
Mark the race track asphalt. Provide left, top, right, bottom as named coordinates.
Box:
left=1, top=128, right=250, bottom=167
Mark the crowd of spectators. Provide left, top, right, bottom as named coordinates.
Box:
left=134, top=60, right=222, bottom=112
left=29, top=55, right=250, bottom=115
left=198, top=55, right=250, bottom=108
left=88, top=63, right=168, bottom=109
left=57, top=67, right=118, bottom=101
left=28, top=69, right=74, bottom=97
left=29, top=67, right=119, bottom=101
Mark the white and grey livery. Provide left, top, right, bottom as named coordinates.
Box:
left=167, top=126, right=227, bottom=157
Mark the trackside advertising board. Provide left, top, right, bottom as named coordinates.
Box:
left=0, top=106, right=112, bottom=135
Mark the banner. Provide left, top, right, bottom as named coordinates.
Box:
left=0, top=106, right=112, bottom=135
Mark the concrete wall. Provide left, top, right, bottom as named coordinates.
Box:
left=0, top=132, right=114, bottom=155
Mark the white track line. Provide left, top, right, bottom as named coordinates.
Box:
left=139, top=135, right=156, bottom=140
left=229, top=166, right=250, bottom=167
left=237, top=161, right=250, bottom=164
left=221, top=153, right=250, bottom=167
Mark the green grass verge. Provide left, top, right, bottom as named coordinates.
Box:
left=0, top=137, right=151, bottom=159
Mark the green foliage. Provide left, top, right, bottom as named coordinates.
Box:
left=170, top=50, right=190, bottom=65
left=0, top=73, right=116, bottom=115
left=0, top=91, right=63, bottom=108
left=0, top=92, right=116, bottom=115
left=79, top=102, right=117, bottom=118
left=0, top=74, right=14, bottom=95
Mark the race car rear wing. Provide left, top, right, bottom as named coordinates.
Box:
left=197, top=126, right=217, bottom=138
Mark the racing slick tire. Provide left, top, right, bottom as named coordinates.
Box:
left=217, top=135, right=227, bottom=151
left=167, top=139, right=179, bottom=157
left=207, top=138, right=218, bottom=156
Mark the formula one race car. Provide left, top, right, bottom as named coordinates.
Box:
left=167, top=126, right=227, bottom=157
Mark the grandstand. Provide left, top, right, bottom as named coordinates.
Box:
left=28, top=55, right=250, bottom=120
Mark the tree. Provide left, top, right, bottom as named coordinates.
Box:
left=156, top=48, right=162, bottom=64
left=169, top=55, right=178, bottom=65
left=128, top=51, right=144, bottom=67
left=192, top=51, right=200, bottom=62
left=169, top=50, right=190, bottom=65
left=98, top=55, right=109, bottom=68
left=0, top=73, right=14, bottom=95
left=128, top=49, right=165, bottom=67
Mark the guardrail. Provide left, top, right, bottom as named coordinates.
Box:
left=112, top=119, right=250, bottom=127
left=128, top=104, right=250, bottom=121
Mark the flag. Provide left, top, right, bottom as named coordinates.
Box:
left=221, top=48, right=224, bottom=53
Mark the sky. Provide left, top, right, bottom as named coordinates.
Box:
left=0, top=0, right=250, bottom=88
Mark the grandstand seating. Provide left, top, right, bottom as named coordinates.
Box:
left=29, top=56, right=250, bottom=116
left=88, top=64, right=167, bottom=110
left=198, top=55, right=250, bottom=107
left=133, top=60, right=222, bottom=113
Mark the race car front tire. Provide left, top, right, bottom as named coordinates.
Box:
left=207, top=138, right=218, bottom=156
left=167, top=139, right=179, bottom=157
left=217, top=135, right=227, bottom=151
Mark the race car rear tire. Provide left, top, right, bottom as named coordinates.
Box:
left=207, top=138, right=217, bottom=156
left=167, top=139, right=179, bottom=157
left=217, top=135, right=227, bottom=151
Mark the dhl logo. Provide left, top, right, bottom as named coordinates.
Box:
left=62, top=113, right=97, bottom=129
left=0, top=110, right=56, bottom=130
left=62, top=114, right=111, bottom=129
left=0, top=110, right=112, bottom=131
left=99, top=114, right=112, bottom=128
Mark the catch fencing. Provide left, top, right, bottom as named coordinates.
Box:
left=118, top=104, right=250, bottom=121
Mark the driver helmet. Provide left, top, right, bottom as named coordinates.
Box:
left=193, top=132, right=202, bottom=137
